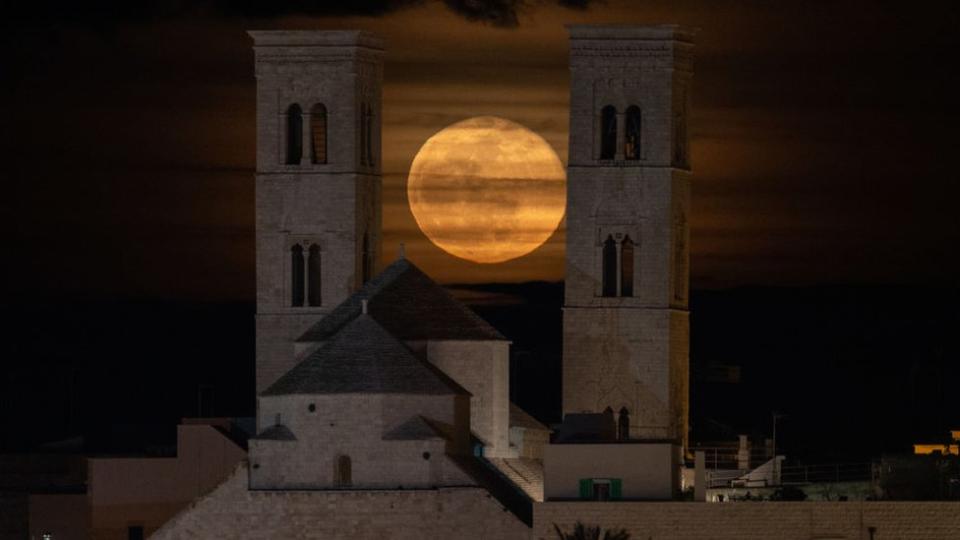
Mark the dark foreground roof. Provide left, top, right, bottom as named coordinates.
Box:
left=553, top=411, right=617, bottom=443
left=263, top=314, right=469, bottom=397
left=297, top=257, right=505, bottom=343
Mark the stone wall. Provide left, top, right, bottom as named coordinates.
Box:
left=251, top=393, right=472, bottom=490
left=426, top=340, right=511, bottom=457
left=251, top=31, right=384, bottom=393
left=563, top=306, right=688, bottom=441
left=535, top=501, right=960, bottom=540
left=511, top=426, right=550, bottom=460
left=151, top=466, right=531, bottom=540
left=562, top=26, right=692, bottom=443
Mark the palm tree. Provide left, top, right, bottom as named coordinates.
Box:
left=554, top=521, right=631, bottom=540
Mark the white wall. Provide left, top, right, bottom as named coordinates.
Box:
left=426, top=340, right=511, bottom=457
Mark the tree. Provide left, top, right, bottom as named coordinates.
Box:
left=554, top=521, right=631, bottom=540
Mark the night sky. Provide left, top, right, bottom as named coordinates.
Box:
left=5, top=0, right=960, bottom=302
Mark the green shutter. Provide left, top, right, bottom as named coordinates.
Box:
left=579, top=479, right=592, bottom=500
left=610, top=478, right=623, bottom=500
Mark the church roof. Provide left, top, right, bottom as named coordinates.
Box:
left=382, top=416, right=448, bottom=441
left=250, top=424, right=296, bottom=441
left=263, top=314, right=470, bottom=397
left=296, top=257, right=505, bottom=343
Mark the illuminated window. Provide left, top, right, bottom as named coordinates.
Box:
left=42, top=534, right=52, bottom=540
left=601, top=235, right=617, bottom=297
left=600, top=105, right=617, bottom=159
left=620, top=235, right=634, bottom=297
left=625, top=105, right=641, bottom=160
left=291, top=244, right=304, bottom=307
left=307, top=244, right=321, bottom=307
left=310, top=104, right=327, bottom=165
left=285, top=104, right=303, bottom=165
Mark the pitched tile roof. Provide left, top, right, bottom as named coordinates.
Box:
left=250, top=424, right=296, bottom=441
left=382, top=416, right=447, bottom=441
left=262, top=314, right=470, bottom=397
left=297, top=257, right=505, bottom=343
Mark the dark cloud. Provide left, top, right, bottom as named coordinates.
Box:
left=5, top=0, right=595, bottom=28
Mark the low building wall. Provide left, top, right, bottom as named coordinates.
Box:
left=535, top=500, right=960, bottom=539
left=544, top=442, right=678, bottom=500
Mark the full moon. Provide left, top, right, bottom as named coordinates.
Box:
left=407, top=116, right=566, bottom=264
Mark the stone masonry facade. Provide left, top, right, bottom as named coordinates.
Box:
left=153, top=468, right=960, bottom=540
left=535, top=501, right=960, bottom=539
left=151, top=466, right=530, bottom=540
left=563, top=26, right=693, bottom=446
left=422, top=340, right=511, bottom=456
left=251, top=31, right=383, bottom=394
left=250, top=393, right=472, bottom=490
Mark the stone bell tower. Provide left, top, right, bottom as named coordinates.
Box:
left=249, top=31, right=383, bottom=392
left=562, top=26, right=693, bottom=448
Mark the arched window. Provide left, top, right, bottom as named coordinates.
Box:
left=625, top=106, right=641, bottom=160
left=285, top=104, right=302, bottom=165
left=290, top=244, right=304, bottom=307
left=335, top=455, right=352, bottom=487
left=361, top=232, right=371, bottom=284
left=310, top=104, right=327, bottom=165
left=620, top=235, right=634, bottom=297
left=601, top=235, right=617, bottom=297
left=307, top=243, right=321, bottom=307
left=618, top=407, right=630, bottom=440
left=600, top=105, right=617, bottom=159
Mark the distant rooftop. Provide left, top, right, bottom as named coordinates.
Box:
left=247, top=30, right=384, bottom=49
left=251, top=424, right=296, bottom=442
left=567, top=24, right=695, bottom=42
left=264, top=314, right=469, bottom=397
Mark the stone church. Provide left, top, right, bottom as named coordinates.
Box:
left=153, top=25, right=695, bottom=539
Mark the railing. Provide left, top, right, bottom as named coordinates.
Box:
left=779, top=462, right=873, bottom=485
left=705, top=461, right=873, bottom=489
left=690, top=445, right=774, bottom=470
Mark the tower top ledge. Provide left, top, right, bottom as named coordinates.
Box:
left=248, top=30, right=384, bottom=50
left=567, top=24, right=696, bottom=43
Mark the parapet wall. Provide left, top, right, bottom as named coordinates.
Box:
left=535, top=500, right=960, bottom=540
left=151, top=466, right=529, bottom=540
